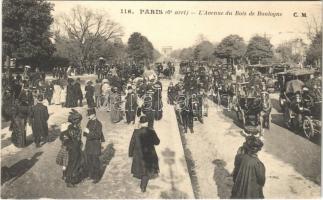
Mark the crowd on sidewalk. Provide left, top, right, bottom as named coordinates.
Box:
left=2, top=61, right=269, bottom=198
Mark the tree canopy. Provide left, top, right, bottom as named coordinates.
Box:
left=306, top=31, right=322, bottom=67
left=214, top=34, right=246, bottom=65
left=55, top=5, right=123, bottom=67
left=3, top=0, right=55, bottom=67
left=246, top=35, right=274, bottom=64
left=194, top=41, right=215, bottom=61
left=127, top=32, right=158, bottom=64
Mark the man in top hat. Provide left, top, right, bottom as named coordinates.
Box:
left=29, top=94, right=49, bottom=147
left=231, top=135, right=265, bottom=199
left=74, top=78, right=83, bottom=107
left=84, top=108, right=105, bottom=183
left=167, top=82, right=176, bottom=105
left=85, top=81, right=95, bottom=108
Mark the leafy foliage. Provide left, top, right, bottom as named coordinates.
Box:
left=246, top=35, right=274, bottom=64
left=214, top=35, right=246, bottom=64
left=2, top=0, right=55, bottom=67
left=194, top=41, right=215, bottom=61
left=306, top=31, right=322, bottom=67
left=127, top=32, right=158, bottom=64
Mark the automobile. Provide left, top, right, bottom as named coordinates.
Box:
left=278, top=68, right=316, bottom=111
left=302, top=96, right=321, bottom=139
left=179, top=61, right=189, bottom=74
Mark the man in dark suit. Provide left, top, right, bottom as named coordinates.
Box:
left=30, top=95, right=49, bottom=147
left=74, top=78, right=83, bottom=107
left=84, top=108, right=105, bottom=183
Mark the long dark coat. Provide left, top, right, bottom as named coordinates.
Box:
left=30, top=103, right=49, bottom=138
left=84, top=119, right=105, bottom=155
left=65, top=124, right=84, bottom=184
left=231, top=153, right=266, bottom=199
left=73, top=82, right=83, bottom=100
left=125, top=93, right=138, bottom=122
left=128, top=127, right=160, bottom=179
left=85, top=85, right=95, bottom=107
left=66, top=84, right=75, bottom=107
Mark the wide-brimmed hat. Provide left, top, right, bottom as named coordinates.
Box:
left=102, top=79, right=109, bottom=83
left=68, top=109, right=82, bottom=124
left=243, top=136, right=264, bottom=153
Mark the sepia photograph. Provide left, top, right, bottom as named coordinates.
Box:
left=1, top=0, right=322, bottom=199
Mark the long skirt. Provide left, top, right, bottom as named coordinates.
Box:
left=60, top=89, right=66, bottom=106
left=56, top=145, right=69, bottom=166
left=11, top=117, right=26, bottom=147
left=111, top=109, right=123, bottom=123
left=65, top=144, right=84, bottom=184
left=53, top=85, right=62, bottom=105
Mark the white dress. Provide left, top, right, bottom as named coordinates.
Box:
left=53, top=84, right=62, bottom=105
left=60, top=88, right=66, bottom=105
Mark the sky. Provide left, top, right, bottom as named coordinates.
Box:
left=51, top=1, right=321, bottom=51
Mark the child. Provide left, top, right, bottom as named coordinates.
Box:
left=56, top=122, right=70, bottom=180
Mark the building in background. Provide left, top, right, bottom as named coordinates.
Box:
left=161, top=46, right=173, bottom=57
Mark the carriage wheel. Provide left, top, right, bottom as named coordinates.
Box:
left=217, top=93, right=221, bottom=105
left=303, top=116, right=314, bottom=139
left=236, top=111, right=241, bottom=121
left=284, top=109, right=292, bottom=129
left=241, top=111, right=246, bottom=128
left=279, top=96, right=285, bottom=112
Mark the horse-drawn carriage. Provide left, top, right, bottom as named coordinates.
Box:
left=213, top=79, right=234, bottom=108
left=234, top=80, right=271, bottom=132
left=179, top=61, right=193, bottom=74
left=155, top=62, right=174, bottom=79
left=246, top=64, right=276, bottom=93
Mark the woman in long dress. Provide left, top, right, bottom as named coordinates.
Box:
left=110, top=87, right=123, bottom=123
left=60, top=86, right=66, bottom=107
left=53, top=80, right=62, bottom=105
left=64, top=110, right=84, bottom=187
left=65, top=78, right=76, bottom=108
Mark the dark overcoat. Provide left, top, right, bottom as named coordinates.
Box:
left=30, top=103, right=49, bottom=138
left=128, top=127, right=160, bottom=179
left=231, top=153, right=266, bottom=199
left=125, top=93, right=138, bottom=112
left=84, top=119, right=105, bottom=155
left=73, top=82, right=83, bottom=100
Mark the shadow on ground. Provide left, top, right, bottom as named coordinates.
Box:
left=98, top=143, right=115, bottom=181
left=212, top=159, right=233, bottom=199
left=222, top=110, right=243, bottom=129
left=271, top=114, right=321, bottom=145
left=271, top=98, right=282, bottom=113
left=1, top=124, right=61, bottom=149
left=1, top=152, right=43, bottom=185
